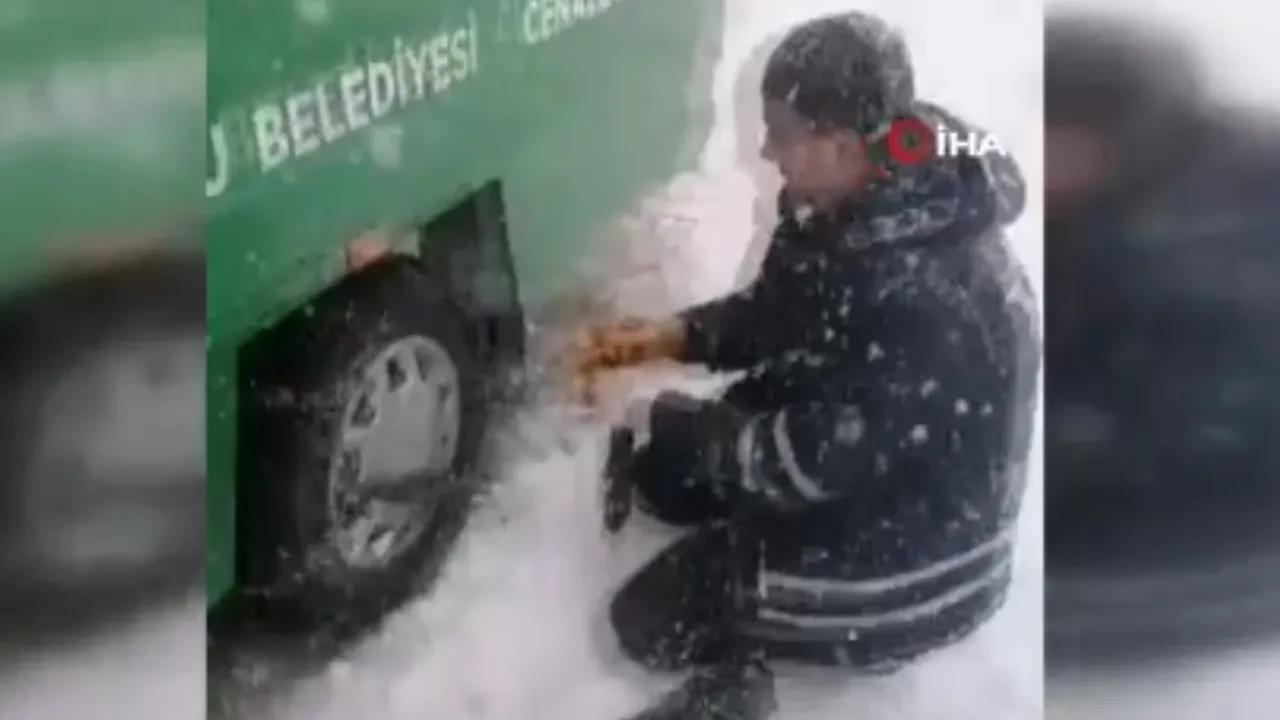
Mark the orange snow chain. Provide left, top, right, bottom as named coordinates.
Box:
left=569, top=319, right=684, bottom=408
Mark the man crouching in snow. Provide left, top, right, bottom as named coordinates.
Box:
left=572, top=12, right=1040, bottom=720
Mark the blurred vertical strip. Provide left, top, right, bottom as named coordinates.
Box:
left=1045, top=0, right=1280, bottom=717
left=0, top=0, right=204, bottom=718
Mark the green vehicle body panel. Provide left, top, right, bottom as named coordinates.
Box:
left=0, top=2, right=204, bottom=295
left=206, top=0, right=725, bottom=603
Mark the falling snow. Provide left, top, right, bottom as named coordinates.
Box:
left=239, top=4, right=1047, bottom=719
left=908, top=424, right=930, bottom=444
left=9, top=1, right=1279, bottom=720
left=834, top=408, right=866, bottom=446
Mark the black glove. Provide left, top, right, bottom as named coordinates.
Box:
left=651, top=392, right=750, bottom=477
left=630, top=392, right=750, bottom=525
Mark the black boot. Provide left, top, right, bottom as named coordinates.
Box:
left=626, top=661, right=777, bottom=720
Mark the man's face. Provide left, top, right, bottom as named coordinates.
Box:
left=762, top=100, right=868, bottom=205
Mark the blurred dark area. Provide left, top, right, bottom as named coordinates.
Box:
left=0, top=1, right=204, bottom=715
left=0, top=253, right=204, bottom=645
left=1044, top=1, right=1280, bottom=676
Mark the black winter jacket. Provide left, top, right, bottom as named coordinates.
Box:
left=668, top=108, right=1039, bottom=661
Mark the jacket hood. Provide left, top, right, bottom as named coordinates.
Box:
left=821, top=101, right=1026, bottom=252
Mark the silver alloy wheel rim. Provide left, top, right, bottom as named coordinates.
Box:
left=329, top=336, right=461, bottom=569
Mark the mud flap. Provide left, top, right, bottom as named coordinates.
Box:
left=603, top=427, right=636, bottom=533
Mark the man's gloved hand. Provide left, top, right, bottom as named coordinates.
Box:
left=630, top=391, right=750, bottom=525
left=571, top=316, right=686, bottom=376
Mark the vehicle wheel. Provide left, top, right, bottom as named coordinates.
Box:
left=240, top=258, right=487, bottom=630
left=0, top=255, right=205, bottom=646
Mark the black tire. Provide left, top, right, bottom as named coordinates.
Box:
left=0, top=254, right=205, bottom=650
left=239, top=257, right=487, bottom=631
